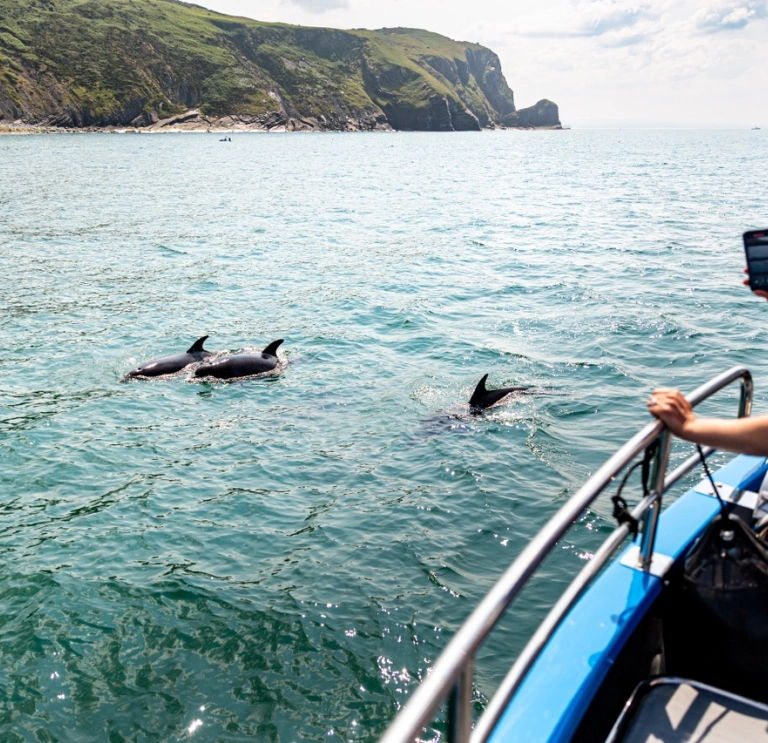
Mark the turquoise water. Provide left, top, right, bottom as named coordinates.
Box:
left=1, top=129, right=768, bottom=742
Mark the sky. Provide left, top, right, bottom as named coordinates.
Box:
left=196, top=0, right=768, bottom=127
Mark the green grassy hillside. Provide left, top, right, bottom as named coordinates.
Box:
left=0, top=0, right=559, bottom=130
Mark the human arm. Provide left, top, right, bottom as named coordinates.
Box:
left=648, top=388, right=768, bottom=457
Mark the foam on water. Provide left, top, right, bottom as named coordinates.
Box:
left=1, top=129, right=768, bottom=741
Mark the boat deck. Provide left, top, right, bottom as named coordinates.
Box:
left=608, top=678, right=768, bottom=743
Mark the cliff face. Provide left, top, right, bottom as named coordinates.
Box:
left=0, top=0, right=560, bottom=131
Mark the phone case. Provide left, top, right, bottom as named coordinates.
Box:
left=744, top=230, right=768, bottom=291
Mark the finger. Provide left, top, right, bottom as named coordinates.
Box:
left=649, top=401, right=674, bottom=416
left=648, top=391, right=674, bottom=408
left=649, top=393, right=678, bottom=412
left=647, top=401, right=664, bottom=419
left=756, top=290, right=768, bottom=300
left=669, top=398, right=689, bottom=418
left=651, top=391, right=690, bottom=420
left=649, top=406, right=679, bottom=428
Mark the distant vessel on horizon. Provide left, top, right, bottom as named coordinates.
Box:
left=753, top=126, right=761, bottom=130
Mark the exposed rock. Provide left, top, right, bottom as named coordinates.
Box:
left=447, top=99, right=481, bottom=132
left=502, top=100, right=561, bottom=129
left=130, top=110, right=158, bottom=127
left=153, top=110, right=206, bottom=128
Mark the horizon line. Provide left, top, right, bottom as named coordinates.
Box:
left=564, top=119, right=763, bottom=130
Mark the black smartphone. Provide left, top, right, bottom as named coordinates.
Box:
left=744, top=230, right=768, bottom=291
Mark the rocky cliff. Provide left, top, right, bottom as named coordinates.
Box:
left=0, top=0, right=560, bottom=131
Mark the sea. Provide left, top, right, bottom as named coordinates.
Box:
left=1, top=129, right=767, bottom=742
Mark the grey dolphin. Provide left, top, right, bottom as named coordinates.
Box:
left=123, top=336, right=212, bottom=380
left=469, top=374, right=530, bottom=411
left=194, top=340, right=284, bottom=380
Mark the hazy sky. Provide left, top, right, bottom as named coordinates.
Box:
left=197, top=0, right=767, bottom=127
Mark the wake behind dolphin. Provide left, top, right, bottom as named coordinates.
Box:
left=194, top=339, right=284, bottom=380
left=123, top=336, right=212, bottom=380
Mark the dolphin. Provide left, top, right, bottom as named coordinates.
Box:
left=469, top=374, right=530, bottom=411
left=123, top=336, right=212, bottom=380
left=194, top=340, right=284, bottom=380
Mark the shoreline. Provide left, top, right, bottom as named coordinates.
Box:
left=0, top=109, right=564, bottom=135
left=0, top=123, right=565, bottom=135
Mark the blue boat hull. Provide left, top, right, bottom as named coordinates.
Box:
left=489, top=454, right=768, bottom=742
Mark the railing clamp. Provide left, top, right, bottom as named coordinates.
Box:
left=611, top=495, right=638, bottom=537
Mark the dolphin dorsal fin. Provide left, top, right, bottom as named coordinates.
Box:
left=186, top=336, right=209, bottom=354
left=262, top=339, right=284, bottom=357
left=469, top=374, right=489, bottom=407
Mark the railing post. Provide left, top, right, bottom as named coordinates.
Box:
left=638, top=430, right=672, bottom=571
left=739, top=373, right=754, bottom=419
left=447, top=658, right=474, bottom=743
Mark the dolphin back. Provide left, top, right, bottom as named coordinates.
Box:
left=194, top=340, right=284, bottom=380
left=124, top=337, right=211, bottom=380
left=195, top=354, right=278, bottom=379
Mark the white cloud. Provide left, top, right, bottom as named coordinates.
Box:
left=511, top=0, right=661, bottom=40
left=286, top=0, right=349, bottom=12
left=506, top=0, right=767, bottom=79
left=694, top=1, right=767, bottom=31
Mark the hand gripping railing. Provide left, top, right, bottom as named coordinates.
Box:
left=380, top=366, right=753, bottom=743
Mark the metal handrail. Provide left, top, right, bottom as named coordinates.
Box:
left=471, top=492, right=656, bottom=743
left=380, top=366, right=753, bottom=743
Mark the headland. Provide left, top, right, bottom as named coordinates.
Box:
left=0, top=0, right=561, bottom=133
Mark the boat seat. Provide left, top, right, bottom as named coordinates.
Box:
left=605, top=677, right=768, bottom=742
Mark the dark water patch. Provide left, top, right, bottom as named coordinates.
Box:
left=156, top=244, right=187, bottom=255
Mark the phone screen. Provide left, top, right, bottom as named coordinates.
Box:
left=744, top=230, right=768, bottom=290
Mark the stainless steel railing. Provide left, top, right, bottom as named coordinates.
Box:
left=380, top=366, right=754, bottom=743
